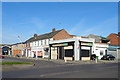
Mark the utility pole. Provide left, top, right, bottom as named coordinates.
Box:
left=17, top=36, right=22, bottom=57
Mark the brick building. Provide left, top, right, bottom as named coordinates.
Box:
left=25, top=28, right=73, bottom=58
left=11, top=42, right=26, bottom=56
left=107, top=32, right=120, bottom=46
left=107, top=32, right=120, bottom=59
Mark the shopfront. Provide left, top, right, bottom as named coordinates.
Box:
left=80, top=42, right=93, bottom=60
left=50, top=42, right=74, bottom=60
left=49, top=37, right=94, bottom=61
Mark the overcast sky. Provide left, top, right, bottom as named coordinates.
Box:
left=2, top=2, right=118, bottom=44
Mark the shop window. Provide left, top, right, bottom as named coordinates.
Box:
left=100, top=50, right=103, bottom=55
left=65, top=49, right=73, bottom=57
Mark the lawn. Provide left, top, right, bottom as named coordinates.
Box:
left=0, top=62, right=33, bottom=65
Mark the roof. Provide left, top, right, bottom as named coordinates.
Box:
left=94, top=42, right=109, bottom=45
left=69, top=35, right=76, bottom=37
left=12, top=42, right=26, bottom=45
left=99, top=36, right=109, bottom=39
left=88, top=34, right=110, bottom=40
left=26, top=29, right=63, bottom=42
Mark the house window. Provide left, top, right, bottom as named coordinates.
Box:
left=35, top=42, right=36, bottom=46
left=45, top=39, right=46, bottom=45
left=100, top=50, right=103, bottom=55
left=38, top=41, right=39, bottom=46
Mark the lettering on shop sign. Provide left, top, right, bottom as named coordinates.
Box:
left=52, top=43, right=68, bottom=47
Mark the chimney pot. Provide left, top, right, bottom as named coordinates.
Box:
left=34, top=34, right=37, bottom=39
left=118, top=32, right=120, bottom=35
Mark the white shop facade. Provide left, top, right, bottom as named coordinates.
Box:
left=93, top=43, right=109, bottom=59
left=49, top=37, right=95, bottom=61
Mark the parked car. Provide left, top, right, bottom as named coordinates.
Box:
left=0, top=55, right=5, bottom=59
left=91, top=54, right=96, bottom=60
left=101, top=54, right=115, bottom=60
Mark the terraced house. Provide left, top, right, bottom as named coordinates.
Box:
left=25, top=28, right=73, bottom=58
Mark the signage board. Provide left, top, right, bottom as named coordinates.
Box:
left=52, top=43, right=68, bottom=47
left=81, top=43, right=93, bottom=46
left=26, top=47, right=31, bottom=49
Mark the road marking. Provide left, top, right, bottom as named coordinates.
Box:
left=40, top=71, right=80, bottom=77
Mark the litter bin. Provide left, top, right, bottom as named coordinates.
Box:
left=96, top=56, right=99, bottom=60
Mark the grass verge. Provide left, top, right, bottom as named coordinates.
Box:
left=0, top=62, right=33, bottom=65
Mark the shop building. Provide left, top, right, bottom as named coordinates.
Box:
left=11, top=42, right=26, bottom=56
left=49, top=36, right=95, bottom=61
left=107, top=32, right=120, bottom=59
left=93, top=42, right=108, bottom=59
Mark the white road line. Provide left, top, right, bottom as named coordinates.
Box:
left=40, top=71, right=80, bottom=77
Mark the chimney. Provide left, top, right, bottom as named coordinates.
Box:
left=34, top=34, right=37, bottom=39
left=52, top=28, right=56, bottom=32
left=118, top=32, right=120, bottom=35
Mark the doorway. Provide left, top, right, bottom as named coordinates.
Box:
left=58, top=47, right=64, bottom=59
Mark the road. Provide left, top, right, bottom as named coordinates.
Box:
left=1, top=56, right=119, bottom=78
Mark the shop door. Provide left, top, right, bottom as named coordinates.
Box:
left=58, top=47, right=64, bottom=59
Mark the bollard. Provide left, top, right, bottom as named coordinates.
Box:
left=95, top=58, right=97, bottom=63
left=95, top=56, right=99, bottom=63
left=65, top=59, right=67, bottom=62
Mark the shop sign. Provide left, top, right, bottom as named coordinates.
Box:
left=52, top=43, right=68, bottom=47
left=81, top=43, right=93, bottom=46
left=26, top=47, right=31, bottom=49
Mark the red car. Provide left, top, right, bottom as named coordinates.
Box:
left=0, top=55, right=5, bottom=58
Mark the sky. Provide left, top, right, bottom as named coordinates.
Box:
left=2, top=2, right=118, bottom=44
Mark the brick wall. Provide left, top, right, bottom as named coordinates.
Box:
left=53, top=29, right=72, bottom=40
left=107, top=33, right=120, bottom=46
left=13, top=50, right=22, bottom=56
left=12, top=43, right=26, bottom=56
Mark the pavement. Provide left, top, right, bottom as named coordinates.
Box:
left=1, top=56, right=119, bottom=78
left=3, top=55, right=118, bottom=65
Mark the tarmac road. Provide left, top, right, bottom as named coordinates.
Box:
left=2, top=56, right=119, bottom=78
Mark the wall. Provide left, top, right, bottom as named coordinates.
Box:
left=13, top=50, right=21, bottom=56
left=51, top=47, right=57, bottom=59
left=12, top=43, right=26, bottom=56
left=107, top=33, right=120, bottom=46
left=93, top=43, right=108, bottom=59
left=118, top=49, right=120, bottom=59
left=53, top=29, right=72, bottom=40
left=30, top=38, right=53, bottom=58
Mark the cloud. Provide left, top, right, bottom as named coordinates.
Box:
left=68, top=16, right=117, bottom=37
left=1, top=17, right=48, bottom=44
left=68, top=18, right=86, bottom=35
left=30, top=17, right=46, bottom=30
